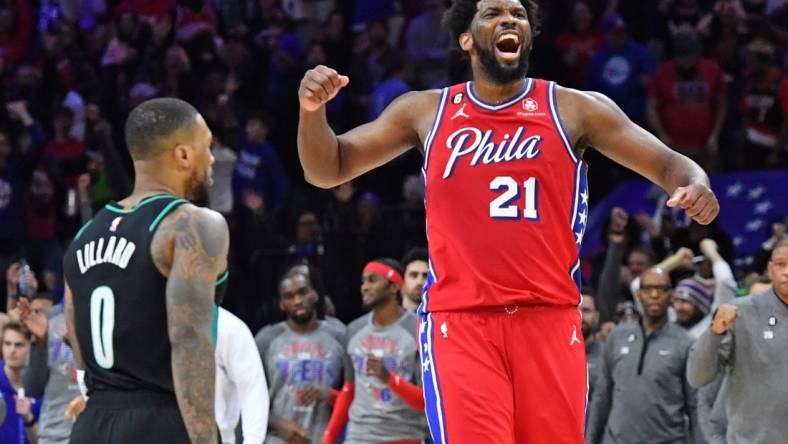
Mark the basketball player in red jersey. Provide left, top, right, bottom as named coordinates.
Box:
left=297, top=1, right=719, bottom=443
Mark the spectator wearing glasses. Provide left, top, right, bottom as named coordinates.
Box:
left=587, top=267, right=696, bottom=444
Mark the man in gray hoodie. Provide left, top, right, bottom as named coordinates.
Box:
left=687, top=239, right=788, bottom=443
left=587, top=267, right=696, bottom=444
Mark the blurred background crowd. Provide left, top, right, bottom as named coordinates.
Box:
left=0, top=0, right=786, bottom=443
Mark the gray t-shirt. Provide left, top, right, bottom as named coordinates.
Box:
left=344, top=311, right=428, bottom=443
left=256, top=321, right=345, bottom=444
left=24, top=310, right=81, bottom=444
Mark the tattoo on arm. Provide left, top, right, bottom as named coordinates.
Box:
left=64, top=282, right=85, bottom=370
left=163, top=206, right=228, bottom=444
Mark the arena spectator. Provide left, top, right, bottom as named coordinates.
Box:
left=580, top=287, right=603, bottom=428
left=232, top=111, right=289, bottom=214
left=256, top=270, right=345, bottom=444
left=673, top=239, right=737, bottom=339
left=0, top=0, right=33, bottom=68
left=648, top=31, right=727, bottom=170
left=585, top=13, right=658, bottom=125
left=368, top=53, right=412, bottom=121
left=400, top=247, right=428, bottom=312
left=323, top=259, right=428, bottom=444
left=587, top=267, right=696, bottom=444
left=0, top=321, right=41, bottom=444
left=405, top=0, right=450, bottom=89
left=688, top=239, right=788, bottom=443
left=21, top=292, right=81, bottom=444
left=0, top=103, right=45, bottom=261
left=554, top=1, right=603, bottom=88
left=739, top=37, right=788, bottom=169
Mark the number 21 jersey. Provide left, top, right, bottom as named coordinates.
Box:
left=421, top=79, right=588, bottom=312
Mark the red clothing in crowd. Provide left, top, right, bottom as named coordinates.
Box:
left=554, top=30, right=602, bottom=87
left=739, top=68, right=788, bottom=147
left=649, top=59, right=725, bottom=150
left=0, top=0, right=32, bottom=66
left=44, top=138, right=86, bottom=188
left=114, top=0, right=176, bottom=20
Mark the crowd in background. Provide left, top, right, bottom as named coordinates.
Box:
left=0, top=0, right=786, bottom=443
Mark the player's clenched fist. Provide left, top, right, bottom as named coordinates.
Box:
left=299, top=65, right=349, bottom=112
left=711, top=303, right=738, bottom=335
left=666, top=183, right=719, bottom=225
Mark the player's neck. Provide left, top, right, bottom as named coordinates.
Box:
left=470, top=67, right=527, bottom=104
left=3, top=365, right=23, bottom=388
left=287, top=316, right=319, bottom=333
left=126, top=166, right=185, bottom=203
left=372, top=301, right=404, bottom=327
left=642, top=315, right=668, bottom=335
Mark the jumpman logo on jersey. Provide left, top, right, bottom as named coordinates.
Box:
left=450, top=103, right=470, bottom=120
left=570, top=325, right=581, bottom=346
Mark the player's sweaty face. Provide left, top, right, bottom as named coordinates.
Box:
left=361, top=272, right=395, bottom=309
left=280, top=276, right=317, bottom=324
left=470, top=0, right=532, bottom=83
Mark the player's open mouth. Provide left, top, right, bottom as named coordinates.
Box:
left=494, top=33, right=521, bottom=62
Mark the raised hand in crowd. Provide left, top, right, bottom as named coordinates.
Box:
left=608, top=207, right=629, bottom=244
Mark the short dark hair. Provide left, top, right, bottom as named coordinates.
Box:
left=443, top=0, right=541, bottom=50
left=124, top=97, right=200, bottom=159
left=3, top=321, right=31, bottom=341
left=401, top=248, right=428, bottom=269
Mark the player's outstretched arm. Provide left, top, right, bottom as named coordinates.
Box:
left=165, top=206, right=228, bottom=444
left=297, top=65, right=434, bottom=188
left=559, top=86, right=719, bottom=225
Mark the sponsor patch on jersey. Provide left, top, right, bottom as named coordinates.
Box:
left=523, top=98, right=538, bottom=112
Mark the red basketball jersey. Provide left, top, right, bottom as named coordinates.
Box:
left=421, top=78, right=588, bottom=312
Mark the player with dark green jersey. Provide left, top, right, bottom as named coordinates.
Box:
left=63, top=98, right=227, bottom=444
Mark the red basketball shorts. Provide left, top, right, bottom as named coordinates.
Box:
left=419, top=305, right=587, bottom=444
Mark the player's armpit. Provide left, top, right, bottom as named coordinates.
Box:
left=63, top=281, right=85, bottom=370
left=558, top=87, right=709, bottom=196
left=165, top=205, right=228, bottom=444
left=298, top=90, right=438, bottom=189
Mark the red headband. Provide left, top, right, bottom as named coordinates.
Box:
left=363, top=261, right=404, bottom=290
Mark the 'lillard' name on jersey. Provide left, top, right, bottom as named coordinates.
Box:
left=63, top=194, right=190, bottom=394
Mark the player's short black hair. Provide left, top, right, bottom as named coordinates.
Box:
left=401, top=248, right=428, bottom=269
left=124, top=97, right=200, bottom=159
left=443, top=0, right=541, bottom=50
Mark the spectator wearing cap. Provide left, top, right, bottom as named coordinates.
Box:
left=584, top=13, right=657, bottom=126
left=587, top=267, right=696, bottom=444
left=648, top=31, right=727, bottom=171
left=323, top=259, right=429, bottom=444
left=688, top=239, right=788, bottom=443
left=739, top=38, right=788, bottom=169
left=674, top=240, right=738, bottom=340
